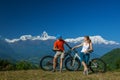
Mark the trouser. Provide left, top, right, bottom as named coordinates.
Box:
left=80, top=52, right=90, bottom=65
left=54, top=51, right=65, bottom=59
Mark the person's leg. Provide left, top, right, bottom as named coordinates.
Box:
left=53, top=52, right=60, bottom=71
left=53, top=57, right=57, bottom=71
left=83, top=54, right=90, bottom=75
left=82, top=61, right=88, bottom=71
left=60, top=52, right=65, bottom=72
left=80, top=53, right=88, bottom=72
left=60, top=58, right=64, bottom=72
left=85, top=54, right=90, bottom=66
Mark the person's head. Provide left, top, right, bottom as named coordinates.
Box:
left=56, top=34, right=62, bottom=40
left=84, top=36, right=91, bottom=43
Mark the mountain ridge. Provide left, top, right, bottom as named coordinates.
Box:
left=4, top=31, right=120, bottom=45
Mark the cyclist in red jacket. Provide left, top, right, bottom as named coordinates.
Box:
left=53, top=35, right=71, bottom=72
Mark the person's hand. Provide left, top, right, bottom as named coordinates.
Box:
left=72, top=47, right=75, bottom=50
left=53, top=48, right=59, bottom=51
left=84, top=50, right=88, bottom=54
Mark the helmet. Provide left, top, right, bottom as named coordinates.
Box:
left=56, top=34, right=62, bottom=39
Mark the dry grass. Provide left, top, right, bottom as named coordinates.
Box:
left=0, top=70, right=120, bottom=80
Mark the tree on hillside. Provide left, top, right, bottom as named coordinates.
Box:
left=115, top=58, right=120, bottom=69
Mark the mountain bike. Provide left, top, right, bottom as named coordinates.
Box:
left=65, top=49, right=107, bottom=73
left=40, top=49, right=77, bottom=71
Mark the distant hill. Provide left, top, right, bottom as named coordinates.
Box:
left=0, top=38, right=16, bottom=61
left=101, top=48, right=120, bottom=70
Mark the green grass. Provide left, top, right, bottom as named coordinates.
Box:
left=0, top=70, right=120, bottom=80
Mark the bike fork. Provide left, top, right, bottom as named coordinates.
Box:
left=72, top=57, right=75, bottom=66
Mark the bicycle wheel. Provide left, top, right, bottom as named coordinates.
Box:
left=65, top=57, right=81, bottom=71
left=89, top=58, right=106, bottom=73
left=40, top=56, right=54, bottom=71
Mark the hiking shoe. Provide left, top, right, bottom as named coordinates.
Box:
left=60, top=70, right=62, bottom=73
left=83, top=70, right=88, bottom=75
left=52, top=69, right=56, bottom=72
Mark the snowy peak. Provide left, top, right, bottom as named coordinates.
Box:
left=40, top=31, right=56, bottom=40
left=90, top=35, right=119, bottom=45
left=41, top=31, right=49, bottom=39
left=90, top=36, right=110, bottom=44
left=65, top=35, right=119, bottom=45
left=4, top=32, right=119, bottom=45
left=5, top=31, right=56, bottom=43
left=20, top=35, right=32, bottom=41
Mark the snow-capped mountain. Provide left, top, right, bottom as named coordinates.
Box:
left=5, top=31, right=119, bottom=45
left=5, top=31, right=56, bottom=43
left=65, top=36, right=119, bottom=45
left=0, top=31, right=120, bottom=63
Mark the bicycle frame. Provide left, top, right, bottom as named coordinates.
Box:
left=72, top=50, right=91, bottom=67
left=64, top=50, right=73, bottom=58
left=74, top=52, right=81, bottom=60
left=72, top=50, right=100, bottom=70
left=72, top=51, right=81, bottom=66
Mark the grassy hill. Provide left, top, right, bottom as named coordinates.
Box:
left=0, top=69, right=120, bottom=80
left=101, top=48, right=120, bottom=70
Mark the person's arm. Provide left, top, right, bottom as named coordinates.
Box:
left=72, top=43, right=83, bottom=50
left=53, top=46, right=59, bottom=51
left=53, top=41, right=59, bottom=51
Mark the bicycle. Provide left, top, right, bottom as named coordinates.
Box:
left=65, top=49, right=107, bottom=73
left=39, top=49, right=77, bottom=71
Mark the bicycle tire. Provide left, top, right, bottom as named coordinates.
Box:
left=65, top=57, right=81, bottom=71
left=89, top=58, right=106, bottom=73
left=40, top=56, right=54, bottom=71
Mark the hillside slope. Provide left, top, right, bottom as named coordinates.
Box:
left=101, top=48, right=120, bottom=69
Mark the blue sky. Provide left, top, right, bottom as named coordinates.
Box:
left=0, top=0, right=120, bottom=42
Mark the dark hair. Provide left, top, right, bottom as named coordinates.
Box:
left=84, top=36, right=91, bottom=43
